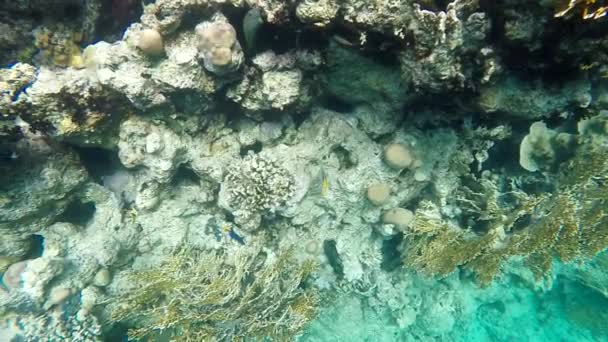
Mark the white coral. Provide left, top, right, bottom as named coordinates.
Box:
left=219, top=153, right=295, bottom=230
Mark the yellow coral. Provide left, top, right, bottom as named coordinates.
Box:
left=34, top=26, right=84, bottom=68
left=556, top=0, right=608, bottom=20
left=111, top=247, right=319, bottom=341
left=402, top=139, right=608, bottom=285
left=58, top=117, right=79, bottom=135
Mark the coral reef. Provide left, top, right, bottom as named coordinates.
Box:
left=109, top=247, right=318, bottom=341
left=401, top=122, right=608, bottom=284
left=519, top=121, right=576, bottom=172
left=400, top=1, right=493, bottom=93
left=2, top=0, right=608, bottom=340
left=196, top=17, right=244, bottom=75
left=0, top=139, right=88, bottom=237
left=219, top=152, right=295, bottom=231
left=227, top=50, right=316, bottom=118
left=477, top=76, right=591, bottom=119
left=13, top=309, right=102, bottom=341
left=135, top=29, right=164, bottom=56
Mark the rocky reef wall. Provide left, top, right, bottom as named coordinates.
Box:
left=2, top=0, right=608, bottom=341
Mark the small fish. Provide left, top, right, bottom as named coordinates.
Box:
left=0, top=151, right=18, bottom=161
left=243, top=7, right=263, bottom=52
left=321, top=175, right=330, bottom=197
left=223, top=224, right=245, bottom=245
left=331, top=34, right=355, bottom=47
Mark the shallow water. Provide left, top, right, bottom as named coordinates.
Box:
left=1, top=1, right=608, bottom=341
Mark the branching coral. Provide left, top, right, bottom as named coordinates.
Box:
left=402, top=140, right=608, bottom=285
left=110, top=247, right=319, bottom=341
left=220, top=152, right=295, bottom=230
left=8, top=309, right=103, bottom=341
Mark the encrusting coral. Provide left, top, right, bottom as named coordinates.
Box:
left=110, top=247, right=319, bottom=341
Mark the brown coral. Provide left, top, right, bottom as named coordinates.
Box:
left=402, top=141, right=608, bottom=285
left=111, top=247, right=319, bottom=341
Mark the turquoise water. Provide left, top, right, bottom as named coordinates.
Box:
left=303, top=261, right=608, bottom=341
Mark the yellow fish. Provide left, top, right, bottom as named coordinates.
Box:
left=321, top=176, right=330, bottom=197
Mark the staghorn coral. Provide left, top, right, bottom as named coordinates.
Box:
left=401, top=139, right=608, bottom=285
left=110, top=247, right=319, bottom=341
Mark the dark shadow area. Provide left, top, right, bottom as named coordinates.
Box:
left=171, top=164, right=201, bottom=186
left=480, top=0, right=585, bottom=82
left=71, top=146, right=120, bottom=184
left=102, top=324, right=130, bottom=342
left=23, top=234, right=45, bottom=259
left=381, top=234, right=403, bottom=272
left=56, top=200, right=96, bottom=227
left=239, top=140, right=263, bottom=156
left=95, top=0, right=144, bottom=42
left=320, top=95, right=355, bottom=114
left=323, top=239, right=344, bottom=280
left=330, top=145, right=357, bottom=170
left=291, top=111, right=310, bottom=129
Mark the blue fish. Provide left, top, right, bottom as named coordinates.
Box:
left=223, top=225, right=245, bottom=245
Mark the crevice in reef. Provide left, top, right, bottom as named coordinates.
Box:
left=323, top=239, right=344, bottom=280
left=239, top=140, right=263, bottom=156
left=55, top=200, right=96, bottom=227
left=71, top=145, right=120, bottom=184
left=320, top=95, right=355, bottom=114
left=95, top=0, right=144, bottom=43
left=381, top=234, right=403, bottom=272
left=25, top=234, right=45, bottom=259
left=171, top=164, right=201, bottom=187
left=330, top=145, right=357, bottom=170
